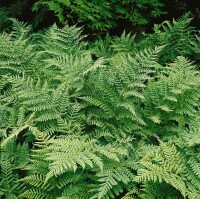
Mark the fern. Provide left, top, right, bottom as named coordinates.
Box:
left=0, top=14, right=199, bottom=199
left=0, top=144, right=27, bottom=198
left=140, top=12, right=198, bottom=63
left=136, top=132, right=200, bottom=199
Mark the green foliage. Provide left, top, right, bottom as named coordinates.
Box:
left=136, top=128, right=200, bottom=199
left=91, top=13, right=199, bottom=64
left=0, top=9, right=10, bottom=31
left=33, top=0, right=166, bottom=31
left=0, top=14, right=200, bottom=199
left=140, top=13, right=198, bottom=63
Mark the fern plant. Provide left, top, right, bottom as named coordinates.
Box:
left=140, top=12, right=198, bottom=63
left=0, top=15, right=199, bottom=199
left=136, top=129, right=200, bottom=199
left=91, top=12, right=200, bottom=65
left=142, top=56, right=200, bottom=139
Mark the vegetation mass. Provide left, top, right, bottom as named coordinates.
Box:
left=0, top=2, right=200, bottom=199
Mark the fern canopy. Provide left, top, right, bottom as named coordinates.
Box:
left=0, top=14, right=200, bottom=199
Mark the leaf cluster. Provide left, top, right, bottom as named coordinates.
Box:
left=33, top=0, right=166, bottom=31
left=0, top=14, right=200, bottom=199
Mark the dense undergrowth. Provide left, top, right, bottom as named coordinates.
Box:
left=0, top=13, right=200, bottom=199
left=1, top=0, right=200, bottom=35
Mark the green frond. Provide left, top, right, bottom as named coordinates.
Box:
left=1, top=13, right=199, bottom=199
left=141, top=12, right=198, bottom=63
left=19, top=188, right=54, bottom=199
left=91, top=165, right=135, bottom=199
left=0, top=152, right=25, bottom=198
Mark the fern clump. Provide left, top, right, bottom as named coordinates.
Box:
left=0, top=14, right=200, bottom=199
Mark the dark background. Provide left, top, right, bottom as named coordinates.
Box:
left=0, top=0, right=199, bottom=36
